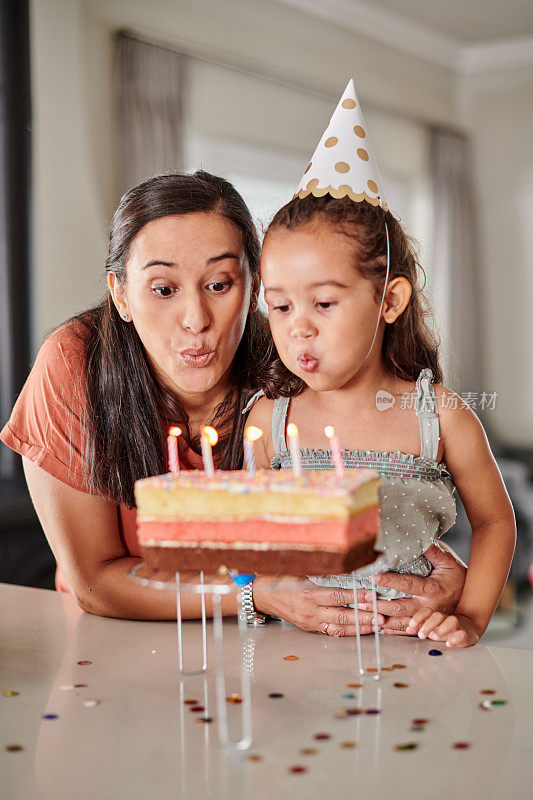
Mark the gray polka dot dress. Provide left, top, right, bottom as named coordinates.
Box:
left=267, top=369, right=457, bottom=599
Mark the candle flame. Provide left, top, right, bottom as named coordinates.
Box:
left=201, top=425, right=218, bottom=446
left=246, top=426, right=263, bottom=442
left=169, top=426, right=182, bottom=437
left=324, top=426, right=335, bottom=439
left=287, top=423, right=299, bottom=438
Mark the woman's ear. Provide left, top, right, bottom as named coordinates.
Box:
left=249, top=273, right=261, bottom=313
left=382, top=277, right=412, bottom=323
left=107, top=274, right=131, bottom=321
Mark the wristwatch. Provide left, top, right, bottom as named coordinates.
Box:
left=240, top=581, right=268, bottom=626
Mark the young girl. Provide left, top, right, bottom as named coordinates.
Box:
left=247, top=194, right=516, bottom=648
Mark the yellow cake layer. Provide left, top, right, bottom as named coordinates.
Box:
left=135, top=469, right=379, bottom=521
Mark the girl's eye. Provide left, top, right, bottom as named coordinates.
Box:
left=273, top=304, right=291, bottom=314
left=152, top=285, right=176, bottom=298
left=317, top=301, right=336, bottom=310
left=207, top=281, right=232, bottom=294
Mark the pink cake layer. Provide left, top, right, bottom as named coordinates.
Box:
left=138, top=506, right=379, bottom=547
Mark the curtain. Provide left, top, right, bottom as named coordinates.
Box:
left=429, top=128, right=483, bottom=397
left=114, top=33, right=186, bottom=194
left=0, top=0, right=31, bottom=479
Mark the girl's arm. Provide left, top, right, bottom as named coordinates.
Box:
left=22, top=458, right=238, bottom=620
left=407, top=392, right=516, bottom=647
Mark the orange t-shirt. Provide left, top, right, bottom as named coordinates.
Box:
left=0, top=321, right=205, bottom=592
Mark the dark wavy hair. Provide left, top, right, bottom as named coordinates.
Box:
left=71, top=171, right=273, bottom=507
left=260, top=194, right=442, bottom=398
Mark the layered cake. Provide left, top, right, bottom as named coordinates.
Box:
left=135, top=469, right=381, bottom=576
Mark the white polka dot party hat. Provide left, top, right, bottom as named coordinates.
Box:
left=294, top=79, right=389, bottom=212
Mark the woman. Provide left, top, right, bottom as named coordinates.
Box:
left=1, top=171, right=465, bottom=632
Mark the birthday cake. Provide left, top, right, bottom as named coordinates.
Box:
left=134, top=469, right=381, bottom=576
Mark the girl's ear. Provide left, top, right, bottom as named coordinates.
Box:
left=107, top=273, right=131, bottom=321
left=249, top=273, right=261, bottom=313
left=382, top=277, right=412, bottom=323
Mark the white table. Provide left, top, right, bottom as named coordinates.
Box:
left=1, top=582, right=532, bottom=800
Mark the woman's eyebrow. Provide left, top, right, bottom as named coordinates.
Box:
left=206, top=252, right=241, bottom=265
left=140, top=253, right=241, bottom=270
left=141, top=259, right=177, bottom=270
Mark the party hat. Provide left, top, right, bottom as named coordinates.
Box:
left=294, top=79, right=389, bottom=212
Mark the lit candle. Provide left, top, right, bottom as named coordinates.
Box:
left=200, top=426, right=218, bottom=477
left=167, top=426, right=181, bottom=476
left=244, top=426, right=263, bottom=477
left=325, top=425, right=345, bottom=479
left=287, top=423, right=302, bottom=477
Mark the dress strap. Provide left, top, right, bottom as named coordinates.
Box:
left=272, top=396, right=290, bottom=456
left=415, top=368, right=439, bottom=461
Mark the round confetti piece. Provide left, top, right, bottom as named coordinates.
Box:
left=300, top=747, right=318, bottom=756
left=313, top=733, right=331, bottom=741
left=289, top=765, right=307, bottom=774
left=3, top=690, right=19, bottom=697
left=283, top=655, right=299, bottom=661
left=41, top=714, right=59, bottom=720
left=381, top=667, right=394, bottom=672
left=334, top=709, right=348, bottom=719
left=391, top=664, right=407, bottom=670
left=5, top=744, right=24, bottom=752
left=393, top=683, right=409, bottom=689
left=184, top=699, right=199, bottom=705
left=453, top=742, right=471, bottom=749
left=74, top=684, right=88, bottom=689
left=366, top=667, right=378, bottom=673
left=247, top=754, right=262, bottom=762
left=365, top=709, right=381, bottom=715
left=412, top=718, right=429, bottom=726
left=346, top=707, right=362, bottom=716
left=342, top=692, right=357, bottom=699
left=77, top=660, right=92, bottom=666
left=340, top=741, right=357, bottom=749
left=190, top=705, right=205, bottom=713
left=151, top=650, right=157, bottom=654
left=197, top=717, right=213, bottom=724
left=428, top=649, right=443, bottom=656
left=268, top=692, right=284, bottom=699
left=346, top=682, right=362, bottom=688
left=82, top=699, right=100, bottom=708
left=226, top=694, right=242, bottom=704
left=491, top=699, right=507, bottom=706
left=480, top=689, right=496, bottom=695
left=395, top=742, right=418, bottom=751
left=479, top=700, right=496, bottom=711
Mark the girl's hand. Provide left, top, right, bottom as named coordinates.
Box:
left=253, top=577, right=383, bottom=637
left=406, top=608, right=480, bottom=648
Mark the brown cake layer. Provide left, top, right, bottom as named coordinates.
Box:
left=140, top=540, right=379, bottom=577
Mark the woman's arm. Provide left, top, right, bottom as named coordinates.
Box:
left=405, top=397, right=516, bottom=646
left=22, top=458, right=239, bottom=620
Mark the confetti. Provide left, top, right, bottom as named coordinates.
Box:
left=346, top=708, right=363, bottom=716
left=480, top=689, right=496, bottom=695
left=334, top=709, right=348, bottom=719
left=491, top=700, right=507, bottom=706
left=77, top=660, right=92, bottom=666
left=453, top=742, right=471, bottom=749
left=340, top=741, right=357, bottom=749
left=346, top=682, right=362, bottom=688
left=411, top=725, right=426, bottom=732
left=479, top=700, right=496, bottom=711
left=5, top=744, right=24, bottom=752
left=393, top=683, right=409, bottom=689
left=41, top=714, right=59, bottom=720
left=284, top=655, right=299, bottom=661
left=365, top=708, right=381, bottom=715
left=74, top=684, right=88, bottom=689
left=342, top=692, right=358, bottom=699
left=247, top=754, right=262, bottom=761
left=3, top=690, right=19, bottom=697
left=366, top=667, right=378, bottom=673
left=300, top=747, right=318, bottom=756
left=59, top=685, right=75, bottom=691
left=391, top=664, right=407, bottom=669
left=428, top=650, right=443, bottom=656
left=82, top=699, right=100, bottom=708
left=395, top=742, right=418, bottom=751
left=184, top=699, right=199, bottom=705
left=412, top=718, right=429, bottom=725
left=381, top=667, right=394, bottom=672
left=289, top=765, right=307, bottom=774
left=226, top=694, right=242, bottom=704
left=313, top=733, right=331, bottom=741
left=268, top=692, right=284, bottom=699
left=190, top=705, right=205, bottom=713
left=197, top=717, right=213, bottom=724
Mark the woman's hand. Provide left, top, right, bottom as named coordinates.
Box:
left=355, top=543, right=467, bottom=636
left=253, top=577, right=382, bottom=636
